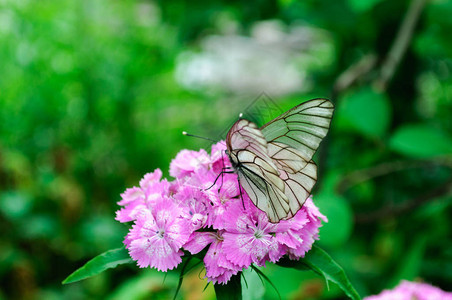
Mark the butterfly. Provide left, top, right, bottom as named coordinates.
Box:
left=226, top=98, right=334, bottom=223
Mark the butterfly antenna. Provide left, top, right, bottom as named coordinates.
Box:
left=182, top=131, right=216, bottom=143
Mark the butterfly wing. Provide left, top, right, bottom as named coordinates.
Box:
left=263, top=99, right=333, bottom=219
left=267, top=142, right=318, bottom=218
left=237, top=167, right=290, bottom=222
left=226, top=119, right=291, bottom=222
left=226, top=99, right=334, bottom=222
left=261, top=98, right=334, bottom=164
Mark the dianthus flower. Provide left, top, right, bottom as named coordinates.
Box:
left=364, top=280, right=452, bottom=300
left=116, top=141, right=327, bottom=284
left=126, top=198, right=191, bottom=271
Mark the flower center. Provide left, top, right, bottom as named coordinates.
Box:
left=157, top=228, right=165, bottom=238
left=254, top=229, right=264, bottom=239
left=220, top=194, right=227, bottom=204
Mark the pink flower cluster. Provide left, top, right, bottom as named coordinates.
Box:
left=116, top=142, right=327, bottom=284
left=365, top=280, right=452, bottom=300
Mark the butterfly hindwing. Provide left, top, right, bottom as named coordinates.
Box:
left=238, top=167, right=290, bottom=222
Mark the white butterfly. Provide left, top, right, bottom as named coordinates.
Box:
left=226, top=99, right=334, bottom=223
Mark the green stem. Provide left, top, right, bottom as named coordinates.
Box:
left=213, top=272, right=242, bottom=300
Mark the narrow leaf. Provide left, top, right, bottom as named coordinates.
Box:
left=389, top=236, right=427, bottom=287
left=62, top=247, right=133, bottom=284
left=173, top=256, right=203, bottom=300
left=277, top=245, right=361, bottom=300
left=250, top=265, right=281, bottom=300
left=173, top=256, right=191, bottom=300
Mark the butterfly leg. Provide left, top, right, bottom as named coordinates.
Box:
left=235, top=176, right=247, bottom=211
left=203, top=168, right=234, bottom=191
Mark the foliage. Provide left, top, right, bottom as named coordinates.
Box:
left=64, top=245, right=360, bottom=299
left=62, top=247, right=132, bottom=284
left=1, top=0, right=451, bottom=299
left=277, top=246, right=361, bottom=300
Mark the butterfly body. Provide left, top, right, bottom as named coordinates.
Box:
left=225, top=99, right=334, bottom=223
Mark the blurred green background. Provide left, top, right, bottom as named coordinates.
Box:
left=1, top=0, right=451, bottom=299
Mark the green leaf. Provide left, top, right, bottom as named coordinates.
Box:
left=173, top=256, right=204, bottom=300
left=348, top=0, right=383, bottom=12
left=242, top=267, right=267, bottom=300
left=315, top=190, right=354, bottom=248
left=214, top=273, right=242, bottom=300
left=389, top=124, right=452, bottom=158
left=277, top=246, right=361, bottom=300
left=62, top=247, right=133, bottom=284
left=108, top=269, right=179, bottom=300
left=337, top=87, right=391, bottom=138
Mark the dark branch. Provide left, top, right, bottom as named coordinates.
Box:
left=374, top=0, right=428, bottom=91
left=333, top=53, right=377, bottom=94
left=355, top=177, right=452, bottom=224
left=336, top=158, right=452, bottom=194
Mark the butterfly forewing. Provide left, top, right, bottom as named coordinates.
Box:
left=261, top=99, right=334, bottom=162
left=227, top=119, right=269, bottom=164
left=266, top=141, right=310, bottom=173
left=226, top=119, right=291, bottom=222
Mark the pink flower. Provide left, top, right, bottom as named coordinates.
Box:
left=210, top=141, right=231, bottom=174
left=126, top=198, right=192, bottom=271
left=206, top=175, right=240, bottom=228
left=304, top=196, right=328, bottom=223
left=204, top=233, right=241, bottom=284
left=116, top=169, right=168, bottom=223
left=183, top=232, right=216, bottom=255
left=169, top=149, right=211, bottom=178
left=279, top=197, right=327, bottom=259
left=222, top=202, right=283, bottom=268
left=139, top=169, right=163, bottom=189
left=116, top=141, right=328, bottom=284
left=183, top=231, right=242, bottom=284
left=116, top=187, right=146, bottom=223
left=173, top=185, right=209, bottom=230
left=182, top=167, right=218, bottom=191
left=274, top=210, right=309, bottom=250
left=364, top=280, right=452, bottom=300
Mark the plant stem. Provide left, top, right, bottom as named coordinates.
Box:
left=374, top=0, right=428, bottom=91
left=213, top=273, right=242, bottom=300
